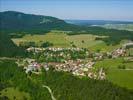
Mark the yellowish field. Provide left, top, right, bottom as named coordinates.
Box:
left=12, top=33, right=70, bottom=47
left=0, top=87, right=30, bottom=100
left=66, top=34, right=103, bottom=48
left=12, top=32, right=121, bottom=52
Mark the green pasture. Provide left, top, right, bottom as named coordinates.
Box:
left=94, top=58, right=133, bottom=69
left=12, top=32, right=70, bottom=47
left=94, top=58, right=133, bottom=89
left=107, top=69, right=133, bottom=89
left=0, top=87, right=30, bottom=100
left=12, top=32, right=121, bottom=52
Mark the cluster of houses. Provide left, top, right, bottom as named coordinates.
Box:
left=16, top=58, right=42, bottom=74
left=93, top=53, right=104, bottom=61
left=27, top=47, right=89, bottom=63
left=123, top=42, right=133, bottom=49
left=46, top=47, right=83, bottom=51
left=49, top=59, right=93, bottom=71
left=27, top=47, right=129, bottom=61
left=92, top=48, right=127, bottom=60
left=27, top=47, right=84, bottom=52
left=24, top=61, right=41, bottom=74
left=16, top=58, right=105, bottom=80
left=21, top=45, right=132, bottom=79
left=17, top=59, right=41, bottom=74
left=111, top=48, right=126, bottom=58
left=49, top=59, right=105, bottom=80
left=27, top=47, right=45, bottom=53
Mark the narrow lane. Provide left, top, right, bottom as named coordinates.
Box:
left=42, top=85, right=56, bottom=100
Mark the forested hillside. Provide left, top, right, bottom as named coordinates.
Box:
left=0, top=11, right=71, bottom=33
left=0, top=60, right=133, bottom=100
left=0, top=33, right=24, bottom=57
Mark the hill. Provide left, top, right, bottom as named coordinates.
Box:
left=0, top=11, right=74, bottom=33
left=0, top=33, right=24, bottom=57
left=0, top=11, right=133, bottom=45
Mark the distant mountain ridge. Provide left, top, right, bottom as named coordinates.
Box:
left=65, top=20, right=133, bottom=26
left=0, top=11, right=70, bottom=33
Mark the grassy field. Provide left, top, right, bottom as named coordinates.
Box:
left=0, top=87, right=30, bottom=100
left=107, top=69, right=133, bottom=89
left=94, top=58, right=133, bottom=69
left=12, top=31, right=121, bottom=52
left=94, top=58, right=133, bottom=89
left=12, top=33, right=70, bottom=47
left=66, top=34, right=105, bottom=48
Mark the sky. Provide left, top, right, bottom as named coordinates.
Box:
left=0, top=0, right=133, bottom=21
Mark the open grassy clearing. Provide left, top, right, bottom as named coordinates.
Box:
left=0, top=87, right=30, bottom=100
left=12, top=32, right=121, bottom=52
left=66, top=34, right=105, bottom=48
left=107, top=69, right=133, bottom=89
left=67, top=34, right=123, bottom=52
left=94, top=58, right=133, bottom=89
left=12, top=32, right=70, bottom=47
left=94, top=58, right=133, bottom=69
left=90, top=42, right=121, bottom=52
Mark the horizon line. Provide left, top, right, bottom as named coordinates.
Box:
left=1, top=10, right=133, bottom=22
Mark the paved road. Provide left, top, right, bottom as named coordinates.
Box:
left=42, top=85, right=56, bottom=100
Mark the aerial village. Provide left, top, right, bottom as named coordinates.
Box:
left=16, top=42, right=133, bottom=80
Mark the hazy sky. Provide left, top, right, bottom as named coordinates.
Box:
left=0, top=0, right=133, bottom=21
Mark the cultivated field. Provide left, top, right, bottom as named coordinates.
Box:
left=12, top=31, right=121, bottom=52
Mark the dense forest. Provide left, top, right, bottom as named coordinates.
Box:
left=0, top=60, right=133, bottom=100
left=0, top=33, right=24, bottom=57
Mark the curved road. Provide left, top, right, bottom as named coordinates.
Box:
left=42, top=85, right=56, bottom=100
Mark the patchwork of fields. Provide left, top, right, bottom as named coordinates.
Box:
left=12, top=31, right=121, bottom=52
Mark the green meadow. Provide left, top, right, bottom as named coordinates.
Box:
left=0, top=87, right=30, bottom=100
left=94, top=58, right=133, bottom=69
left=107, top=69, right=133, bottom=89
left=12, top=33, right=70, bottom=47
left=94, top=58, right=133, bottom=89
left=12, top=31, right=121, bottom=52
